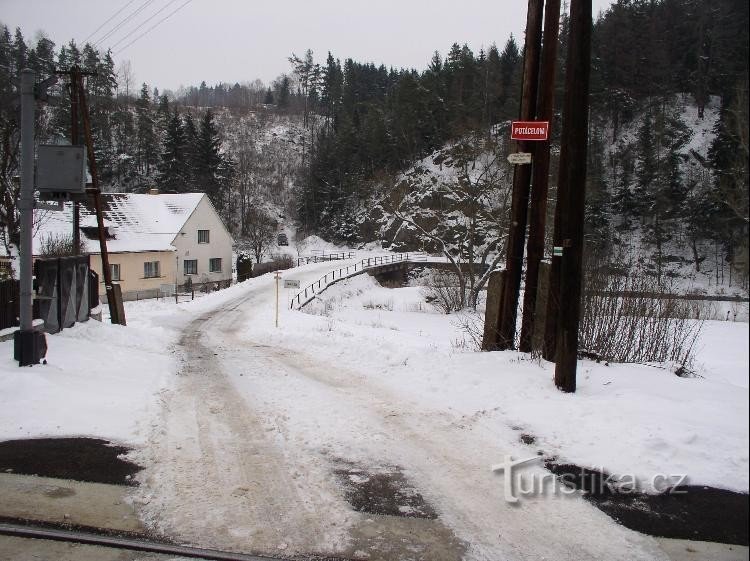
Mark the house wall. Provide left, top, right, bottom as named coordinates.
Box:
left=171, top=196, right=234, bottom=286
left=90, top=250, right=177, bottom=299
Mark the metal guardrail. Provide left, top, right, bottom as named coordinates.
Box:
left=290, top=253, right=415, bottom=309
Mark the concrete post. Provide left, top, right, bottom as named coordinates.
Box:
left=18, top=69, right=35, bottom=333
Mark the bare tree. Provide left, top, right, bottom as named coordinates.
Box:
left=243, top=208, right=276, bottom=264
left=38, top=233, right=83, bottom=257
left=117, top=60, right=134, bottom=99
left=386, top=134, right=513, bottom=310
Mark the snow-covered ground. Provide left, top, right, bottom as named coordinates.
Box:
left=262, top=273, right=750, bottom=494
left=0, top=252, right=747, bottom=559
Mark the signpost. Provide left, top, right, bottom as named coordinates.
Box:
left=283, top=279, right=300, bottom=289
left=274, top=271, right=281, bottom=328
left=511, top=121, right=549, bottom=141
left=507, top=152, right=533, bottom=165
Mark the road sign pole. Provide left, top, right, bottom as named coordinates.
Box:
left=274, top=271, right=280, bottom=328
left=519, top=0, right=562, bottom=353
left=496, top=0, right=544, bottom=351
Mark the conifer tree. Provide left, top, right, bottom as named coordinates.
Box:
left=135, top=83, right=158, bottom=177
left=193, top=109, right=226, bottom=210
left=158, top=110, right=188, bottom=192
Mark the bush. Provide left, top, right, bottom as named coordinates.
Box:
left=578, top=253, right=703, bottom=369
left=251, top=256, right=293, bottom=278
left=420, top=269, right=465, bottom=313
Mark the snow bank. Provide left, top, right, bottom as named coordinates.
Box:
left=0, top=319, right=176, bottom=445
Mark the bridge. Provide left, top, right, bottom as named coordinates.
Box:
left=289, top=254, right=490, bottom=310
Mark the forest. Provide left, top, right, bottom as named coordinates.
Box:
left=0, top=0, right=747, bottom=285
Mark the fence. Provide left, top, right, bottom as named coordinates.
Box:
left=109, top=279, right=234, bottom=302
left=290, top=253, right=410, bottom=309
left=0, top=279, right=20, bottom=330
left=34, top=255, right=92, bottom=334
left=296, top=252, right=356, bottom=266
left=0, top=257, right=92, bottom=333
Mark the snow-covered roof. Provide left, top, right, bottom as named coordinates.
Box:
left=33, top=192, right=205, bottom=255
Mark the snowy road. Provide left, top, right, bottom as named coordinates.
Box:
left=134, top=262, right=672, bottom=560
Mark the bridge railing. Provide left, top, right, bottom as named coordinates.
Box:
left=290, top=253, right=411, bottom=309
left=296, top=252, right=356, bottom=266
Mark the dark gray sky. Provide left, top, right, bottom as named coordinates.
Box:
left=1, top=0, right=616, bottom=91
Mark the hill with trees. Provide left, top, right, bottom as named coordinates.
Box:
left=0, top=0, right=747, bottom=290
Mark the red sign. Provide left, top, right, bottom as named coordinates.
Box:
left=511, top=121, right=549, bottom=141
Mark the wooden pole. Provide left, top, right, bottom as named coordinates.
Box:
left=519, top=0, right=562, bottom=353
left=76, top=73, right=124, bottom=326
left=496, top=0, right=544, bottom=350
left=275, top=271, right=280, bottom=328
left=554, top=0, right=592, bottom=392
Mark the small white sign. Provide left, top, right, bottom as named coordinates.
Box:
left=507, top=152, right=533, bottom=165
left=553, top=246, right=563, bottom=257
left=283, top=279, right=301, bottom=289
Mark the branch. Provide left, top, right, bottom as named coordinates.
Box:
left=472, top=236, right=508, bottom=298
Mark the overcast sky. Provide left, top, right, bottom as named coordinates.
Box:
left=1, top=0, right=616, bottom=92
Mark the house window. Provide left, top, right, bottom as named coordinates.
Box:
left=198, top=230, right=210, bottom=244
left=184, top=259, right=198, bottom=275
left=209, top=258, right=222, bottom=273
left=144, top=261, right=160, bottom=278
left=110, top=263, right=121, bottom=281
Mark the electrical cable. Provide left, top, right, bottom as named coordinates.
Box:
left=93, top=0, right=157, bottom=48
left=80, top=0, right=138, bottom=45
left=113, top=0, right=194, bottom=55
left=108, top=0, right=181, bottom=50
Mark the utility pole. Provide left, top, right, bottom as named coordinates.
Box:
left=519, top=0, right=562, bottom=353
left=56, top=66, right=96, bottom=256
left=553, top=0, right=592, bottom=392
left=75, top=72, right=125, bottom=326
left=496, top=0, right=544, bottom=350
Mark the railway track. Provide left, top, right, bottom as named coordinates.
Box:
left=0, top=521, right=356, bottom=561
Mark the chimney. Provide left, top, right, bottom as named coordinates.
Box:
left=148, top=188, right=159, bottom=195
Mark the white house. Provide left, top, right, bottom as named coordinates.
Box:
left=32, top=191, right=234, bottom=300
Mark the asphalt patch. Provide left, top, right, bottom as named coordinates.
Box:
left=0, top=438, right=141, bottom=486
left=546, top=462, right=749, bottom=546
left=335, top=463, right=437, bottom=519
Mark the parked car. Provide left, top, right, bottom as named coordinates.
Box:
left=277, top=233, right=289, bottom=246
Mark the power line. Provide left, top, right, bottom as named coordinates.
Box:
left=114, top=0, right=194, bottom=56
left=80, top=0, right=138, bottom=45
left=93, top=0, right=157, bottom=48
left=109, top=0, right=182, bottom=51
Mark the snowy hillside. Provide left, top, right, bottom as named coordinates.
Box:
left=358, top=94, right=747, bottom=297
left=216, top=109, right=309, bottom=229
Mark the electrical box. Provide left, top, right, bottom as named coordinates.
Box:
left=36, top=145, right=88, bottom=202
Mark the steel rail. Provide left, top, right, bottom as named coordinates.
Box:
left=0, top=522, right=283, bottom=561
